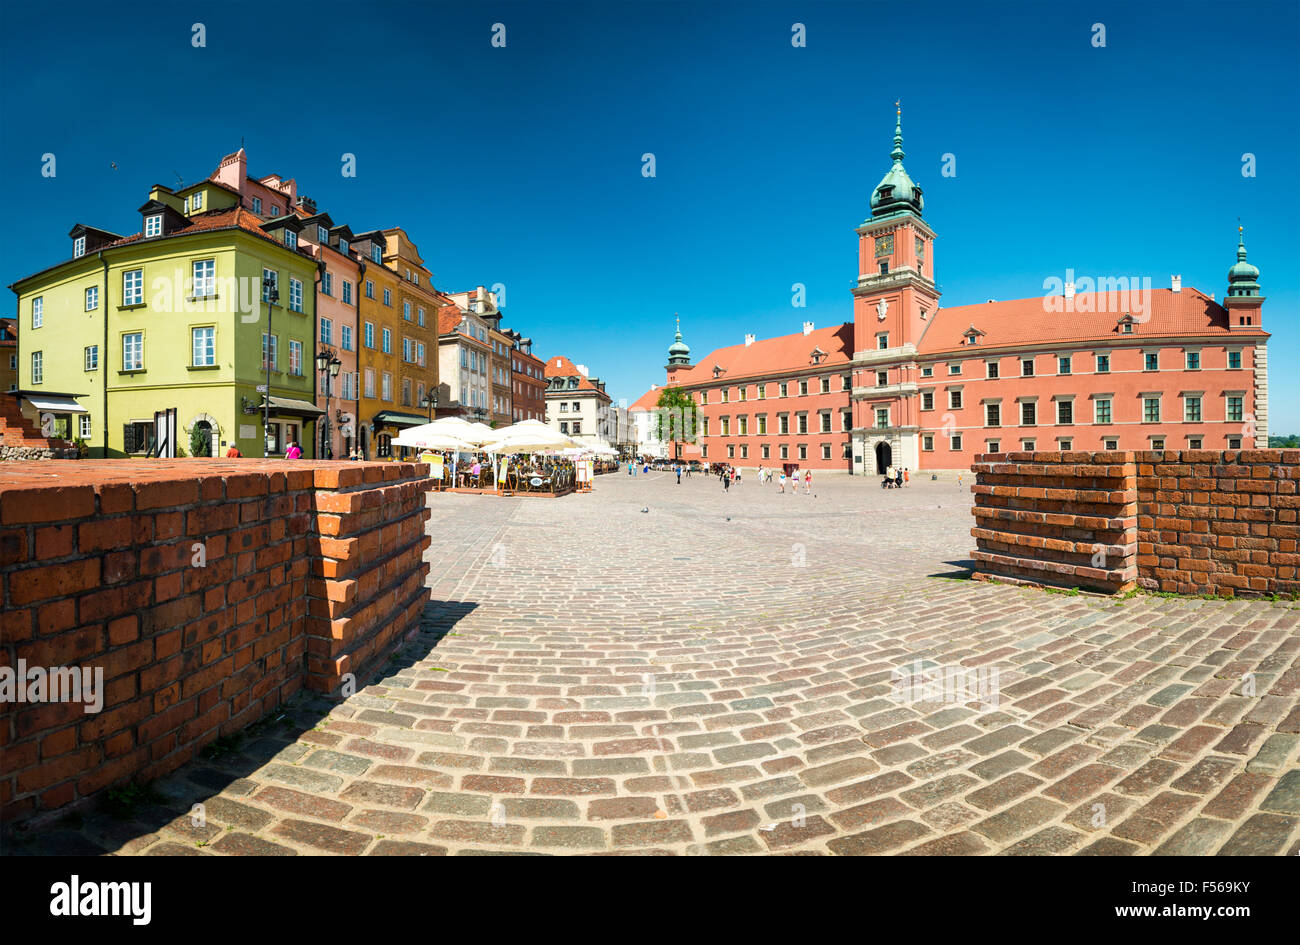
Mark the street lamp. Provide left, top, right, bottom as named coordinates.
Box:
left=317, top=351, right=341, bottom=458
left=421, top=388, right=439, bottom=421
left=262, top=276, right=279, bottom=457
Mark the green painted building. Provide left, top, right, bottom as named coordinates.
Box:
left=9, top=181, right=325, bottom=458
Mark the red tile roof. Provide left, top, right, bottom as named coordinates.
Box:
left=671, top=323, right=853, bottom=386
left=918, top=287, right=1267, bottom=354
left=104, top=207, right=273, bottom=249
left=628, top=387, right=662, bottom=412
left=544, top=355, right=610, bottom=399
left=437, top=304, right=462, bottom=336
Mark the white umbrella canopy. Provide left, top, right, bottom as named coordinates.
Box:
left=482, top=428, right=581, bottom=453
left=392, top=429, right=474, bottom=450
left=408, top=417, right=497, bottom=447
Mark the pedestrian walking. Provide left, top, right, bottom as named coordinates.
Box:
left=284, top=441, right=302, bottom=459
left=904, top=467, right=910, bottom=486
left=803, top=469, right=812, bottom=494
left=676, top=464, right=682, bottom=485
left=723, top=469, right=731, bottom=492
left=895, top=467, right=903, bottom=488
left=778, top=471, right=786, bottom=493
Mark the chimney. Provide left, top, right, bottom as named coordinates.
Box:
left=296, top=195, right=317, bottom=215
left=1064, top=281, right=1075, bottom=299
left=744, top=333, right=755, bottom=346
left=801, top=321, right=814, bottom=336
left=576, top=364, right=589, bottom=378
left=1171, top=274, right=1181, bottom=293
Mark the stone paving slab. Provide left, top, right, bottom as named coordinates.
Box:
left=7, top=471, right=1299, bottom=856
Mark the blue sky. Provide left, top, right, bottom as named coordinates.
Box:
left=3, top=0, right=1297, bottom=427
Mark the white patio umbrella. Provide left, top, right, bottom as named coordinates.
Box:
left=418, top=417, right=497, bottom=446
left=482, top=429, right=581, bottom=453
left=392, top=429, right=474, bottom=450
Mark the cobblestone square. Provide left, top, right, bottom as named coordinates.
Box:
left=13, top=472, right=1300, bottom=855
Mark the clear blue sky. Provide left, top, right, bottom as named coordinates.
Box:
left=3, top=0, right=1297, bottom=428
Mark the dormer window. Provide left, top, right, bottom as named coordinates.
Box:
left=1122, top=323, right=1133, bottom=334
left=318, top=225, right=329, bottom=243
left=371, top=245, right=382, bottom=264
left=252, top=196, right=263, bottom=214
left=878, top=186, right=893, bottom=200
left=284, top=229, right=297, bottom=249
left=269, top=205, right=281, bottom=217
left=145, top=215, right=162, bottom=238
left=339, top=238, right=349, bottom=255
left=192, top=191, right=203, bottom=211
left=73, top=236, right=85, bottom=258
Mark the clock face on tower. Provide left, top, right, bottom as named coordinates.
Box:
left=875, top=234, right=894, bottom=257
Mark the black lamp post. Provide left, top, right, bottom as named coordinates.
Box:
left=317, top=351, right=341, bottom=458
left=421, top=388, right=439, bottom=421
left=262, top=276, right=279, bottom=457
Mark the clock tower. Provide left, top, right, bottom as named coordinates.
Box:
left=849, top=105, right=940, bottom=474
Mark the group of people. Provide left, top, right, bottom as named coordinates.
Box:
left=751, top=465, right=813, bottom=494
left=882, top=464, right=910, bottom=489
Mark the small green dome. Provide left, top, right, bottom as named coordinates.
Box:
left=1227, top=228, right=1260, bottom=297
left=667, top=316, right=691, bottom=365
left=870, top=107, right=924, bottom=219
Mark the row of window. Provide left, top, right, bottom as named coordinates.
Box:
left=917, top=392, right=1247, bottom=426
left=700, top=375, right=852, bottom=404
left=702, top=443, right=835, bottom=462
left=701, top=410, right=853, bottom=437
left=686, top=348, right=1249, bottom=401
left=923, top=432, right=1247, bottom=453
left=31, top=264, right=306, bottom=328
left=919, top=349, right=1244, bottom=380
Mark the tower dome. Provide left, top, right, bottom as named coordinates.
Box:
left=869, top=105, right=924, bottom=219
left=1226, top=226, right=1260, bottom=297
left=667, top=314, right=691, bottom=366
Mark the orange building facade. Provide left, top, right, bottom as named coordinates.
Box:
left=657, top=109, right=1269, bottom=473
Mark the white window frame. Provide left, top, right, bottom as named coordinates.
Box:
left=145, top=215, right=162, bottom=237
left=84, top=345, right=98, bottom=371
left=123, top=332, right=144, bottom=371
left=192, top=259, right=216, bottom=298
left=123, top=269, right=143, bottom=306
left=73, top=236, right=86, bottom=258
left=192, top=326, right=215, bottom=367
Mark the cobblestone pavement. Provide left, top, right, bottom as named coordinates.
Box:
left=12, top=471, right=1300, bottom=855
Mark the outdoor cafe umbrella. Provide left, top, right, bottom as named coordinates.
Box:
left=391, top=429, right=474, bottom=451
left=413, top=417, right=496, bottom=447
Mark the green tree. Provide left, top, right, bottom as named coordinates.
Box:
left=655, top=387, right=697, bottom=461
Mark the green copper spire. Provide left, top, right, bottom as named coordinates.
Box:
left=891, top=101, right=905, bottom=163
left=667, top=313, right=691, bottom=365
left=870, top=103, right=923, bottom=220
left=1226, top=224, right=1260, bottom=297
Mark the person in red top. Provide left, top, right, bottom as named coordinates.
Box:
left=285, top=441, right=303, bottom=459
left=225, top=445, right=241, bottom=458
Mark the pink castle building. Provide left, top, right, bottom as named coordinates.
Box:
left=652, top=108, right=1269, bottom=474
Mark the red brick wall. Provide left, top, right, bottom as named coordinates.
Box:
left=0, top=459, right=431, bottom=823
left=971, top=450, right=1300, bottom=598
left=970, top=452, right=1139, bottom=594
